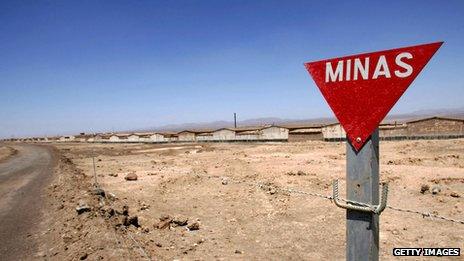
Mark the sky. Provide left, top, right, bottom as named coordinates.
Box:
left=1, top=0, right=463, bottom=138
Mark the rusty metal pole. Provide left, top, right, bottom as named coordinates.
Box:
left=346, top=128, right=379, bottom=261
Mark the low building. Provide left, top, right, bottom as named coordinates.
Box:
left=287, top=124, right=324, bottom=142
left=162, top=133, right=179, bottom=142
left=235, top=128, right=261, bottom=141
left=75, top=134, right=94, bottom=142
left=379, top=121, right=407, bottom=139
left=94, top=133, right=112, bottom=143
left=128, top=134, right=141, bottom=143
left=322, top=123, right=346, bottom=140
left=38, top=137, right=50, bottom=142
left=47, top=136, right=60, bottom=142
left=177, top=131, right=197, bottom=142
left=196, top=131, right=214, bottom=142
left=260, top=126, right=289, bottom=141
left=133, top=133, right=154, bottom=142
left=406, top=117, right=464, bottom=137
left=150, top=133, right=166, bottom=143
left=59, top=135, right=76, bottom=142
left=212, top=128, right=236, bottom=141
left=109, top=133, right=130, bottom=142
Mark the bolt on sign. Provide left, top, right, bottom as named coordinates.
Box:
left=304, top=42, right=443, bottom=150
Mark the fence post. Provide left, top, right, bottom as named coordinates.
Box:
left=346, top=128, right=379, bottom=261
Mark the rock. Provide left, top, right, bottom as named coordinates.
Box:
left=107, top=192, right=118, bottom=201
left=222, top=179, right=228, bottom=185
left=62, top=234, right=73, bottom=244
left=235, top=250, right=243, bottom=254
left=76, top=201, right=91, bottom=214
left=140, top=202, right=150, bottom=210
left=155, top=214, right=173, bottom=229
left=122, top=205, right=129, bottom=216
left=187, top=221, right=200, bottom=231
left=125, top=173, right=138, bottom=181
left=155, top=219, right=172, bottom=229
left=100, top=206, right=115, bottom=218
left=172, top=216, right=188, bottom=226
left=450, top=192, right=460, bottom=198
left=431, top=185, right=441, bottom=195
left=420, top=184, right=429, bottom=194
left=80, top=253, right=88, bottom=260
left=91, top=188, right=105, bottom=197
left=108, top=173, right=118, bottom=177
left=123, top=216, right=139, bottom=227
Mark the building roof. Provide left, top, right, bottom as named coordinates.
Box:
left=177, top=129, right=214, bottom=135
left=131, top=132, right=152, bottom=137
left=197, top=132, right=213, bottom=136
left=260, top=125, right=288, bottom=130
left=75, top=134, right=95, bottom=138
left=283, top=123, right=325, bottom=130
left=236, top=130, right=261, bottom=135
left=162, top=132, right=179, bottom=137
left=289, top=128, right=323, bottom=134
left=233, top=126, right=264, bottom=132
left=114, top=133, right=131, bottom=138
left=406, top=116, right=464, bottom=124
left=213, top=128, right=236, bottom=132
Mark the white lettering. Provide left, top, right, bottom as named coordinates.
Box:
left=345, top=59, right=351, bottom=81
left=354, top=57, right=369, bottom=80
left=325, top=61, right=343, bottom=82
left=372, top=55, right=391, bottom=79
left=324, top=53, right=413, bottom=83
left=395, top=52, right=413, bottom=77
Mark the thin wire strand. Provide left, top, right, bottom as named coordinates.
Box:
left=218, top=176, right=464, bottom=225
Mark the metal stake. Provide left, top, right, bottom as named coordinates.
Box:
left=346, top=128, right=379, bottom=261
left=92, top=148, right=98, bottom=187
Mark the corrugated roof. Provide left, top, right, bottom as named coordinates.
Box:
left=289, top=128, right=323, bottom=134
left=236, top=130, right=261, bottom=135
left=283, top=123, right=325, bottom=130
left=177, top=129, right=214, bottom=134
left=406, top=116, right=464, bottom=124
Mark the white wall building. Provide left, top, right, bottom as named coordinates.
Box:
left=212, top=128, right=236, bottom=141
left=260, top=126, right=289, bottom=140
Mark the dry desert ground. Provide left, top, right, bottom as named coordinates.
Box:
left=0, top=145, right=16, bottom=162
left=36, top=139, right=463, bottom=260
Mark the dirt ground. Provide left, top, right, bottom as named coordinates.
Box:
left=43, top=140, right=463, bottom=260
left=0, top=145, right=17, bottom=162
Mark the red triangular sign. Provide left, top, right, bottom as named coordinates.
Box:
left=305, top=42, right=442, bottom=151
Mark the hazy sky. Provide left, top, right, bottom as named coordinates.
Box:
left=1, top=1, right=463, bottom=138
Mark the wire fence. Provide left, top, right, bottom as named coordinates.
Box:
left=217, top=176, right=464, bottom=225
left=255, top=179, right=464, bottom=224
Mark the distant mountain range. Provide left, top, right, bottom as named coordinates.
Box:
left=133, top=107, right=464, bottom=133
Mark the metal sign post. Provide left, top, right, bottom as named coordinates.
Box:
left=346, top=129, right=379, bottom=260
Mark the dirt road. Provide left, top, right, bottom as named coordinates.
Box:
left=0, top=145, right=55, bottom=260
